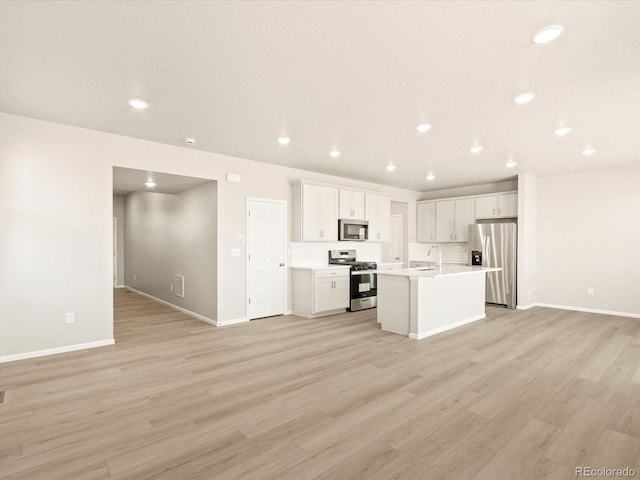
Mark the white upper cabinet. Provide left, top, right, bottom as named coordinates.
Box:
left=416, top=201, right=436, bottom=242
left=475, top=193, right=518, bottom=219
left=453, top=198, right=474, bottom=242
left=418, top=197, right=474, bottom=243
left=435, top=200, right=455, bottom=242
left=293, top=182, right=339, bottom=241
left=365, top=193, right=391, bottom=242
left=339, top=189, right=365, bottom=219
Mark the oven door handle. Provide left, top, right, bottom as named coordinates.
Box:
left=351, top=271, right=376, bottom=276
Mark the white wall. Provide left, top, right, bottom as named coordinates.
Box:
left=113, top=195, right=125, bottom=286
left=517, top=174, right=537, bottom=308
left=124, top=182, right=217, bottom=320
left=536, top=165, right=640, bottom=316
left=0, top=112, right=421, bottom=358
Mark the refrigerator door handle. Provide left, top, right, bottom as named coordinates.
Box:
left=484, top=236, right=491, bottom=266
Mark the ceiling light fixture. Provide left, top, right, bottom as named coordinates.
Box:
left=505, top=160, right=518, bottom=168
left=426, top=172, right=435, bottom=181
left=386, top=163, right=396, bottom=172
left=329, top=150, right=341, bottom=158
left=184, top=137, right=196, bottom=145
left=553, top=127, right=572, bottom=137
left=416, top=123, right=432, bottom=133
left=470, top=145, right=483, bottom=154
left=277, top=136, right=291, bottom=145
left=582, top=146, right=596, bottom=156
left=514, top=92, right=536, bottom=105
left=145, top=180, right=156, bottom=188
left=532, top=25, right=565, bottom=44
left=128, top=98, right=149, bottom=110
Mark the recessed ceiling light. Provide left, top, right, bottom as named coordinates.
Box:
left=277, top=136, right=291, bottom=145
left=329, top=150, right=341, bottom=158
left=505, top=160, right=518, bottom=168
left=426, top=172, right=435, bottom=181
left=184, top=137, right=196, bottom=145
left=470, top=145, right=483, bottom=154
left=582, top=146, right=596, bottom=156
left=145, top=180, right=156, bottom=188
left=532, top=25, right=565, bottom=44
left=416, top=123, right=432, bottom=133
left=128, top=98, right=149, bottom=110
left=514, top=92, right=536, bottom=105
left=553, top=127, right=571, bottom=137
left=386, top=163, right=396, bottom=172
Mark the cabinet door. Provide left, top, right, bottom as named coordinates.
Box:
left=497, top=193, right=518, bottom=217
left=365, top=194, right=391, bottom=242
left=475, top=196, right=496, bottom=219
left=332, top=277, right=350, bottom=309
left=375, top=195, right=391, bottom=242
left=339, top=190, right=364, bottom=219
left=417, top=202, right=436, bottom=242
left=302, top=184, right=322, bottom=241
left=319, top=186, right=339, bottom=241
left=435, top=200, right=454, bottom=242
left=313, top=278, right=335, bottom=313
left=453, top=198, right=474, bottom=242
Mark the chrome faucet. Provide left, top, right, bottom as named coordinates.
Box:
left=428, top=245, right=442, bottom=268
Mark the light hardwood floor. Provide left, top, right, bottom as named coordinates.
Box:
left=1, top=289, right=640, bottom=479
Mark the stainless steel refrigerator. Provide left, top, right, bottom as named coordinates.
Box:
left=468, top=223, right=517, bottom=308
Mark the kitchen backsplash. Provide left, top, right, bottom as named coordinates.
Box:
left=409, top=242, right=468, bottom=264
left=290, top=242, right=382, bottom=265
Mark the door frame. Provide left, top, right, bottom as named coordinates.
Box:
left=246, top=197, right=288, bottom=319
left=113, top=217, right=117, bottom=287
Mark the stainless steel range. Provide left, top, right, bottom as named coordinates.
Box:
left=328, top=250, right=377, bottom=311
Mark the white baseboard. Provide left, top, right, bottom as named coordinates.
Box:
left=0, top=339, right=115, bottom=364
left=216, top=317, right=249, bottom=327
left=409, top=314, right=486, bottom=340
left=534, top=303, right=640, bottom=319
left=114, top=285, right=126, bottom=289
left=285, top=309, right=292, bottom=315
left=125, top=286, right=217, bottom=326
left=516, top=303, right=537, bottom=310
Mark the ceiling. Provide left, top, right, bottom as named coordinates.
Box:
left=113, top=167, right=214, bottom=196
left=1, top=1, right=639, bottom=191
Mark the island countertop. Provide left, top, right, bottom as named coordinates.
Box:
left=374, top=265, right=500, bottom=278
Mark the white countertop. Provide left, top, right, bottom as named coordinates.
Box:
left=376, top=265, right=501, bottom=278
left=289, top=264, right=351, bottom=271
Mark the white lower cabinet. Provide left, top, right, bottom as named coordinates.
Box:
left=291, top=267, right=350, bottom=318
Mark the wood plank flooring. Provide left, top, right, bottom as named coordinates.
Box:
left=1, top=289, right=640, bottom=479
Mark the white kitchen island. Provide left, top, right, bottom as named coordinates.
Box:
left=376, top=265, right=500, bottom=340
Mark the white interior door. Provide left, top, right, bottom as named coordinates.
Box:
left=248, top=199, right=286, bottom=319
left=383, top=214, right=402, bottom=263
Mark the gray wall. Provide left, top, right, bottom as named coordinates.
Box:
left=124, top=182, right=217, bottom=321
left=536, top=165, right=640, bottom=315
left=113, top=195, right=125, bottom=286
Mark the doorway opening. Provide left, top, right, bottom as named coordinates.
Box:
left=112, top=167, right=218, bottom=336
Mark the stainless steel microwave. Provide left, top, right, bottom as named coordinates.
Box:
left=338, top=219, right=368, bottom=241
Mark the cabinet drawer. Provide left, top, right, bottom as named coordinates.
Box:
left=314, top=268, right=349, bottom=279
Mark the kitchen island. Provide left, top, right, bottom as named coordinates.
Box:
left=376, top=265, right=500, bottom=339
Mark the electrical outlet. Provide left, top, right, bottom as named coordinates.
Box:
left=587, top=287, right=594, bottom=295
left=66, top=312, right=75, bottom=324
left=528, top=288, right=538, bottom=300
left=170, top=284, right=173, bottom=291
left=133, top=274, right=137, bottom=281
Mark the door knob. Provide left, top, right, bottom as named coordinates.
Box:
left=279, top=263, right=285, bottom=267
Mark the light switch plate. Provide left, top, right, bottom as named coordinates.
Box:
left=231, top=248, right=241, bottom=257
